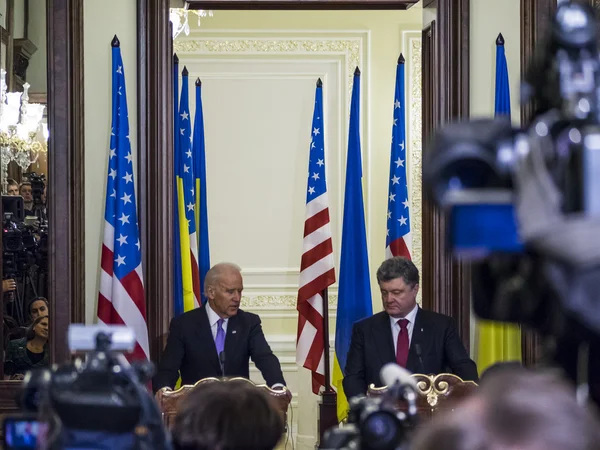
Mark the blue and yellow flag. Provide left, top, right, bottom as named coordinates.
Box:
left=332, top=67, right=373, bottom=421
left=476, top=34, right=522, bottom=373
left=176, top=67, right=201, bottom=313
left=173, top=54, right=184, bottom=317
left=192, top=78, right=211, bottom=305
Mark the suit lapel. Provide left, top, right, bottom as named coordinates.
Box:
left=196, top=306, right=221, bottom=374
left=372, top=312, right=396, bottom=365
left=407, top=308, right=428, bottom=373
left=223, top=313, right=240, bottom=372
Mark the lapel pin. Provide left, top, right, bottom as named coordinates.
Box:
left=421, top=328, right=423, bottom=332
left=232, top=330, right=237, bottom=334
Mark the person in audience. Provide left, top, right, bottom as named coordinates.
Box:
left=412, top=367, right=600, bottom=450
left=5, top=315, right=49, bottom=380
left=172, top=380, right=284, bottom=450
left=6, top=178, right=19, bottom=196
left=153, top=262, right=287, bottom=392
left=19, top=182, right=34, bottom=215
left=28, top=297, right=49, bottom=322
left=479, top=360, right=524, bottom=384
left=343, top=257, right=478, bottom=399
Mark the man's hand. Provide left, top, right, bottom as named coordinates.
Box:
left=2, top=279, right=16, bottom=293
left=272, top=384, right=293, bottom=402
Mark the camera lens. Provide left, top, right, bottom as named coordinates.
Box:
left=361, top=410, right=402, bottom=450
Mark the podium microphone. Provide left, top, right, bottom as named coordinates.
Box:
left=219, top=351, right=226, bottom=376
left=380, top=363, right=419, bottom=421
left=415, top=344, right=425, bottom=374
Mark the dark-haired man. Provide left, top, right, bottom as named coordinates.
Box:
left=343, top=257, right=478, bottom=399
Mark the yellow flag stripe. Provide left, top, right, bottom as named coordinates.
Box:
left=476, top=320, right=522, bottom=373
left=332, top=354, right=348, bottom=422
left=176, top=176, right=195, bottom=313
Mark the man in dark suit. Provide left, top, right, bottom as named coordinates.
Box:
left=343, top=257, right=478, bottom=399
left=153, top=262, right=286, bottom=392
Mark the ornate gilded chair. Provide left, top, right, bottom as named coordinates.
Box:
left=155, top=377, right=291, bottom=429
left=367, top=373, right=478, bottom=420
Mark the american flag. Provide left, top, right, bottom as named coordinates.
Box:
left=97, top=37, right=149, bottom=361
left=386, top=55, right=412, bottom=259
left=296, top=79, right=336, bottom=394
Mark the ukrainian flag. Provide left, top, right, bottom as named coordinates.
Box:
left=332, top=67, right=373, bottom=421
left=476, top=34, right=522, bottom=373
left=192, top=77, right=211, bottom=305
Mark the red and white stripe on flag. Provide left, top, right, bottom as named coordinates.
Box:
left=97, top=222, right=150, bottom=361
left=296, top=193, right=336, bottom=394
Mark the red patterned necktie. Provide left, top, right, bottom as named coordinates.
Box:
left=396, top=319, right=409, bottom=368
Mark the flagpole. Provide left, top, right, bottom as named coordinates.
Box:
left=322, top=287, right=332, bottom=391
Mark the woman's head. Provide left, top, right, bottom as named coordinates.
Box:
left=28, top=297, right=48, bottom=321
left=26, top=315, right=49, bottom=341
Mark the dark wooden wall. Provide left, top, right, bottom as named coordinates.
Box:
left=421, top=0, right=472, bottom=351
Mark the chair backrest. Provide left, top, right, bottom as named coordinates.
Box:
left=367, top=373, right=478, bottom=420
left=155, top=377, right=291, bottom=430
left=5, top=327, right=28, bottom=349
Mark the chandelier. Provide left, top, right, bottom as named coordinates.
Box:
left=0, top=69, right=48, bottom=193
left=170, top=8, right=214, bottom=40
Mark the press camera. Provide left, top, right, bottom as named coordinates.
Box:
left=424, top=0, right=600, bottom=398
left=321, top=365, right=418, bottom=450
left=4, top=325, right=172, bottom=450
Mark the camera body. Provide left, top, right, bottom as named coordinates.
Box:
left=321, top=395, right=411, bottom=450
left=9, top=325, right=171, bottom=450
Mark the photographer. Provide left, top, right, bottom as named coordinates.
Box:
left=18, top=182, right=33, bottom=217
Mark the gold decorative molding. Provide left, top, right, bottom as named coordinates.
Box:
left=174, top=36, right=363, bottom=104
left=408, top=36, right=423, bottom=304
left=242, top=294, right=338, bottom=308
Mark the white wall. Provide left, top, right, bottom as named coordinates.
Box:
left=176, top=8, right=422, bottom=448
left=470, top=0, right=521, bottom=125
left=84, top=1, right=138, bottom=325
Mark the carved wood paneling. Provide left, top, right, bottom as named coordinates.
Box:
left=520, top=0, right=556, bottom=127
left=47, top=0, right=86, bottom=366
left=137, top=0, right=174, bottom=364
left=520, top=0, right=556, bottom=367
left=186, top=0, right=419, bottom=9
left=421, top=0, right=471, bottom=351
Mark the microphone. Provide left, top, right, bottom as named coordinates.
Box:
left=380, top=363, right=419, bottom=420
left=415, top=344, right=425, bottom=374
left=219, top=351, right=226, bottom=376
left=381, top=363, right=418, bottom=390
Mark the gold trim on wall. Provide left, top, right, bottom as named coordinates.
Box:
left=174, top=36, right=362, bottom=101
left=409, top=36, right=423, bottom=304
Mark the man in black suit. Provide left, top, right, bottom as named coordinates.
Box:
left=343, top=257, right=478, bottom=399
left=153, top=263, right=286, bottom=392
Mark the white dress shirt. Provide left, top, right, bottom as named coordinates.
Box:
left=389, top=303, right=419, bottom=355
left=205, top=302, right=229, bottom=340
left=204, top=302, right=286, bottom=390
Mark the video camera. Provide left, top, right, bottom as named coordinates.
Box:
left=4, top=325, right=172, bottom=450
left=321, top=364, right=418, bottom=450
left=24, top=172, right=46, bottom=215
left=424, top=0, right=600, bottom=396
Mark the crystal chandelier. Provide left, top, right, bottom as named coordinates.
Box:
left=0, top=69, right=48, bottom=193
left=170, top=8, right=214, bottom=40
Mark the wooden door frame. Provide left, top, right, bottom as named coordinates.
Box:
left=138, top=0, right=472, bottom=360
left=421, top=0, right=471, bottom=351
